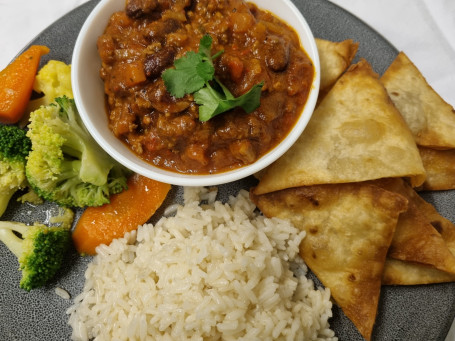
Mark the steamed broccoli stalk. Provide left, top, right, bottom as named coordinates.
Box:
left=0, top=207, right=74, bottom=291
left=17, top=189, right=44, bottom=205
left=0, top=125, right=32, bottom=217
left=25, top=96, right=130, bottom=207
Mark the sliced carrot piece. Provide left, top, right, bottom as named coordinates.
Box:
left=72, top=174, right=171, bottom=255
left=0, top=45, right=50, bottom=124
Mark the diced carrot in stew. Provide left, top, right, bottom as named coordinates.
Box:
left=122, top=62, right=147, bottom=87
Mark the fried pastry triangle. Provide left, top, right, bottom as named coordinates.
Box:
left=417, top=146, right=455, bottom=191
left=381, top=51, right=455, bottom=149
left=371, top=178, right=455, bottom=274
left=251, top=182, right=407, bottom=341
left=316, top=38, right=358, bottom=93
left=410, top=186, right=455, bottom=258
left=383, top=258, right=455, bottom=285
left=254, top=59, right=425, bottom=195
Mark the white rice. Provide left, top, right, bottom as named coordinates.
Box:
left=55, top=287, right=71, bottom=300
left=67, top=188, right=336, bottom=341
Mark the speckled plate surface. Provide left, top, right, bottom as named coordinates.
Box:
left=1, top=1, right=455, bottom=340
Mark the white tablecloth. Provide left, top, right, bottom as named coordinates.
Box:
left=1, top=0, right=455, bottom=339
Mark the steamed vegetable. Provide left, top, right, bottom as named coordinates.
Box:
left=0, top=45, right=49, bottom=124
left=26, top=60, right=73, bottom=113
left=0, top=207, right=74, bottom=291
left=26, top=96, right=131, bottom=207
left=0, top=124, right=32, bottom=217
left=72, top=174, right=170, bottom=255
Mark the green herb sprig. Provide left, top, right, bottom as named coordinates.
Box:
left=162, top=35, right=264, bottom=122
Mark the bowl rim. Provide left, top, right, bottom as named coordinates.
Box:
left=72, top=0, right=320, bottom=187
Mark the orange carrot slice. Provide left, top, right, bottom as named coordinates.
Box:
left=0, top=45, right=50, bottom=124
left=72, top=174, right=171, bottom=255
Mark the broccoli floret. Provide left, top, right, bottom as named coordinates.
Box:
left=26, top=96, right=130, bottom=207
left=0, top=207, right=73, bottom=291
left=0, top=125, right=32, bottom=217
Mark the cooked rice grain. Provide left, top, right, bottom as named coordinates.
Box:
left=55, top=287, right=71, bottom=300
left=67, top=189, right=336, bottom=341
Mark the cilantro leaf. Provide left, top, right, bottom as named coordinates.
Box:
left=162, top=34, right=264, bottom=121
left=195, top=81, right=264, bottom=122
left=162, top=51, right=214, bottom=98
left=198, top=35, right=215, bottom=62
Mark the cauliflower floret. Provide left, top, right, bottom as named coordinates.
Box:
left=27, top=60, right=73, bottom=112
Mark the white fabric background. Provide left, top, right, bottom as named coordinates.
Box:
left=329, top=0, right=455, bottom=109
left=1, top=0, right=455, bottom=339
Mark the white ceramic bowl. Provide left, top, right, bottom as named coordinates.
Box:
left=72, top=0, right=320, bottom=187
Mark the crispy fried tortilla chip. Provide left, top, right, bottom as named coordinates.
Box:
left=251, top=182, right=408, bottom=341
left=410, top=188, right=455, bottom=257
left=381, top=51, right=455, bottom=149
left=316, top=38, right=359, bottom=92
left=371, top=178, right=455, bottom=274
left=418, top=146, right=455, bottom=191
left=383, top=258, right=455, bottom=285
left=254, top=59, right=425, bottom=195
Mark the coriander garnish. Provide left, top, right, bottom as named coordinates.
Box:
left=162, top=35, right=263, bottom=122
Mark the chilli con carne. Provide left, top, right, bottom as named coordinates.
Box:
left=97, top=0, right=314, bottom=174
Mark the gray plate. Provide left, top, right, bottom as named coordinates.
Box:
left=1, top=1, right=454, bottom=340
